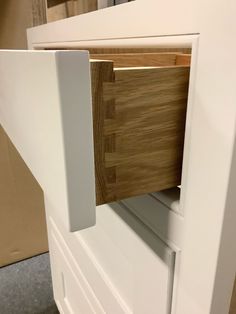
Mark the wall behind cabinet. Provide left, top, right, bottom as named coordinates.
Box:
left=0, top=0, right=48, bottom=266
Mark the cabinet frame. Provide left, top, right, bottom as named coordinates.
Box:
left=27, top=3, right=236, bottom=313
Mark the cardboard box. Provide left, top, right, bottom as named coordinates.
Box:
left=0, top=126, right=48, bottom=267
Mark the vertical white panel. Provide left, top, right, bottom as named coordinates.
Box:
left=0, top=50, right=96, bottom=232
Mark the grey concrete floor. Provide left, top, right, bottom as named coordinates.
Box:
left=0, top=253, right=59, bottom=314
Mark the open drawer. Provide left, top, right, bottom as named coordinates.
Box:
left=90, top=52, right=190, bottom=205
left=0, top=50, right=190, bottom=231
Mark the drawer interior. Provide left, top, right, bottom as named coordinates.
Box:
left=90, top=52, right=191, bottom=67
left=88, top=50, right=191, bottom=205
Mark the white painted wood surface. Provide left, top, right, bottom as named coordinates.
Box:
left=121, top=195, right=184, bottom=250
left=47, top=199, right=175, bottom=314
left=50, top=229, right=105, bottom=314
left=0, top=50, right=96, bottom=232
left=0, top=0, right=235, bottom=313
left=26, top=1, right=236, bottom=313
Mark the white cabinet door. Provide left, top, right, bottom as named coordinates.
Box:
left=0, top=50, right=96, bottom=232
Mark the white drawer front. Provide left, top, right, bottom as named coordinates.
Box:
left=50, top=231, right=104, bottom=314
left=0, top=50, right=95, bottom=232
left=49, top=202, right=175, bottom=314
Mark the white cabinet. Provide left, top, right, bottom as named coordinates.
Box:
left=0, top=1, right=236, bottom=313
left=0, top=46, right=183, bottom=314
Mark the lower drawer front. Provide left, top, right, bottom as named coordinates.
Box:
left=49, top=202, right=175, bottom=314
left=50, top=230, right=104, bottom=314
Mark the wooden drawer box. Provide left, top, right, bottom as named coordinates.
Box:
left=0, top=49, right=190, bottom=231
left=90, top=51, right=190, bottom=205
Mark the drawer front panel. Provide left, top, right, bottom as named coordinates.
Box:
left=50, top=229, right=105, bottom=314
left=49, top=202, right=175, bottom=314
left=0, top=50, right=95, bottom=232
left=49, top=218, right=129, bottom=314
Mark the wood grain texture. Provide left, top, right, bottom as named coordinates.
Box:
left=47, top=1, right=76, bottom=21
left=47, top=0, right=67, bottom=8
left=175, top=54, right=191, bottom=66
left=87, top=47, right=191, bottom=54
left=90, top=60, right=114, bottom=204
left=47, top=0, right=97, bottom=22
left=91, top=53, right=178, bottom=67
left=76, top=0, right=97, bottom=13
left=32, top=0, right=47, bottom=26
left=91, top=59, right=190, bottom=204
left=91, top=52, right=191, bottom=68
